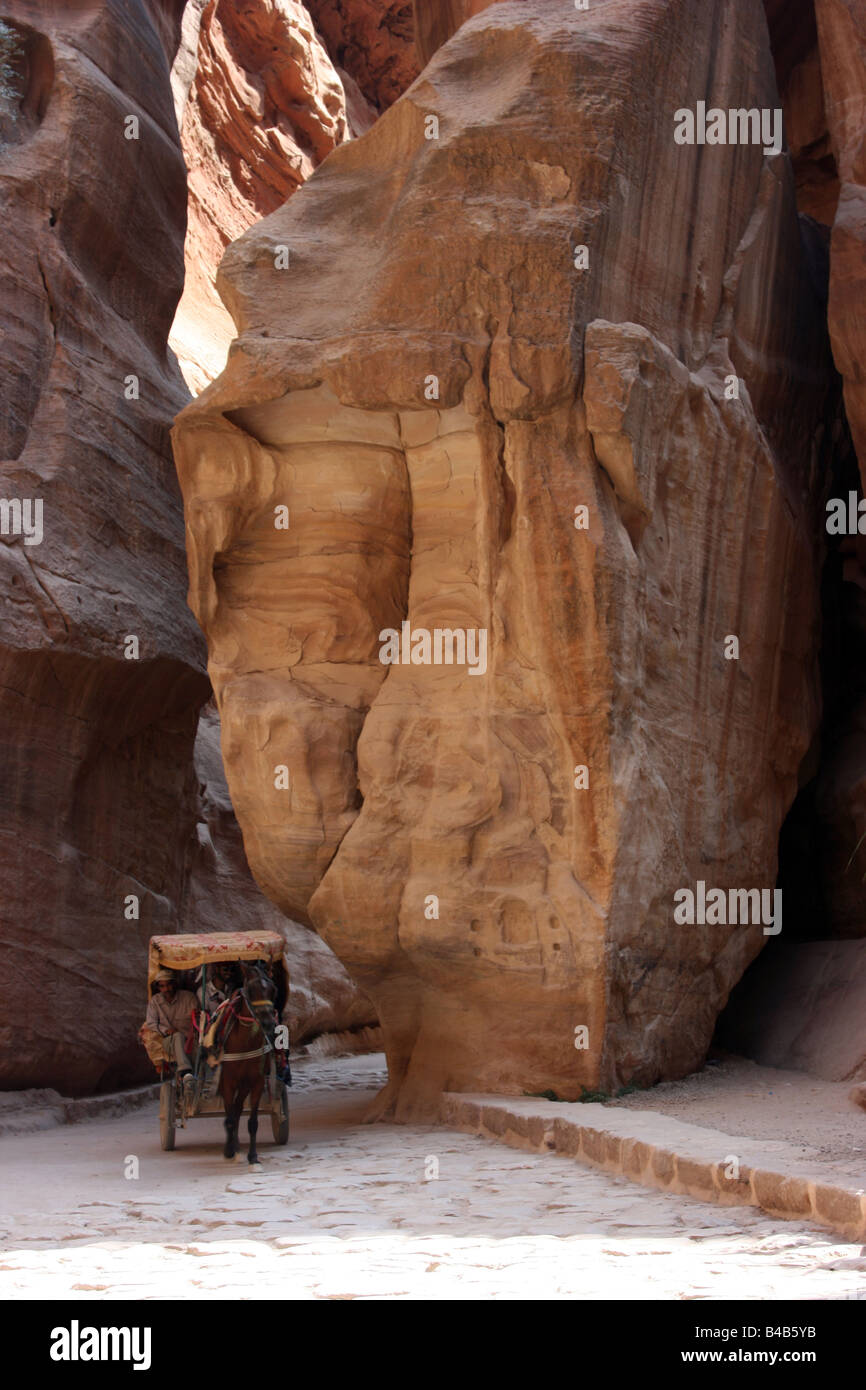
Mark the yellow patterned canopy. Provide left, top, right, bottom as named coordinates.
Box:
left=147, top=931, right=289, bottom=998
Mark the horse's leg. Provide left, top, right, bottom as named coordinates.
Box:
left=223, top=1080, right=241, bottom=1159
left=227, top=1096, right=243, bottom=1159
left=247, top=1075, right=264, bottom=1165
left=223, top=1102, right=236, bottom=1158
left=225, top=1070, right=251, bottom=1164
left=247, top=1105, right=259, bottom=1165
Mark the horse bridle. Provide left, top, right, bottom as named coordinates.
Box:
left=218, top=976, right=275, bottom=1063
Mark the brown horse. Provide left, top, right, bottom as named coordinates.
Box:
left=217, top=964, right=277, bottom=1164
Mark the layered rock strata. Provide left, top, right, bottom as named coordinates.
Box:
left=412, top=0, right=511, bottom=67
left=305, top=0, right=417, bottom=109
left=171, top=0, right=376, bottom=394
left=0, top=0, right=208, bottom=1092
left=187, top=702, right=377, bottom=1045
left=758, top=0, right=866, bottom=951
left=174, top=0, right=832, bottom=1119
left=815, top=0, right=866, bottom=481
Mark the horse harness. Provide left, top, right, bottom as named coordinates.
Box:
left=205, top=988, right=273, bottom=1064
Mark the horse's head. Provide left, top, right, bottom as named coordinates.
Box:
left=239, top=961, right=277, bottom=1037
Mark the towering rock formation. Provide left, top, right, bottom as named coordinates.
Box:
left=186, top=701, right=377, bottom=1045
left=171, top=0, right=378, bottom=394
left=759, top=0, right=866, bottom=948
left=815, top=0, right=866, bottom=481
left=0, top=0, right=378, bottom=1093
left=805, top=0, right=866, bottom=946
left=0, top=0, right=207, bottom=1092
left=174, top=0, right=831, bottom=1118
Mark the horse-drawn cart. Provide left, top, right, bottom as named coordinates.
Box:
left=143, top=931, right=291, bottom=1156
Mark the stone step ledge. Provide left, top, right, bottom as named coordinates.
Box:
left=440, top=1094, right=866, bottom=1242
left=0, top=1084, right=160, bottom=1137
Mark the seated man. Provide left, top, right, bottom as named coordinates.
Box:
left=142, top=969, right=199, bottom=1093
left=203, top=962, right=233, bottom=1014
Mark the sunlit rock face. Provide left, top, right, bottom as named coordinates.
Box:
left=174, top=0, right=831, bottom=1119
left=186, top=701, right=378, bottom=1046
left=170, top=0, right=377, bottom=395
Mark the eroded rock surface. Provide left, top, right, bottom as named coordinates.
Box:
left=186, top=702, right=378, bottom=1045
left=815, top=0, right=866, bottom=480
left=171, top=0, right=376, bottom=394
left=173, top=0, right=832, bottom=1119
left=760, top=0, right=866, bottom=952
left=305, top=0, right=417, bottom=109
left=718, top=939, right=866, bottom=1081
left=0, top=0, right=381, bottom=1096
left=0, top=0, right=209, bottom=1093
left=763, top=0, right=839, bottom=224
left=412, top=0, right=511, bottom=67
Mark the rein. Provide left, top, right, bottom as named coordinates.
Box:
left=215, top=983, right=273, bottom=1064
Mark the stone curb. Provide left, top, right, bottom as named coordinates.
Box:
left=440, top=1093, right=866, bottom=1242
left=0, top=1084, right=159, bottom=1136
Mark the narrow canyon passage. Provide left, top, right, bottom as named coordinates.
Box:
left=0, top=1057, right=863, bottom=1301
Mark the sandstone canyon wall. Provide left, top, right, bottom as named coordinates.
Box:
left=0, top=0, right=376, bottom=1095
left=0, top=0, right=208, bottom=1092
left=412, top=0, right=509, bottom=68
left=186, top=701, right=377, bottom=1044
left=170, top=0, right=379, bottom=394
left=815, top=0, right=866, bottom=482
left=809, top=0, right=866, bottom=941
left=305, top=0, right=417, bottom=109
left=174, top=0, right=832, bottom=1119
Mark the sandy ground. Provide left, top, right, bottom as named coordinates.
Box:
left=609, top=1056, right=866, bottom=1188
left=0, top=1055, right=864, bottom=1301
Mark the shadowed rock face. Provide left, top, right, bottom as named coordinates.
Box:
left=174, top=0, right=832, bottom=1119
left=762, top=0, right=839, bottom=223
left=717, top=938, right=866, bottom=1082
left=758, top=0, right=866, bottom=951
left=0, top=0, right=211, bottom=1092
left=412, top=0, right=510, bottom=67
left=814, top=0, right=866, bottom=484
left=305, top=0, right=417, bottom=110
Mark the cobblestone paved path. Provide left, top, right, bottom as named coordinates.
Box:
left=1, top=1057, right=864, bottom=1300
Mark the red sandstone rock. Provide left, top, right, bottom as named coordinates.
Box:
left=763, top=0, right=839, bottom=223
left=0, top=0, right=373, bottom=1095
left=413, top=0, right=512, bottom=67
left=187, top=702, right=377, bottom=1045
left=174, top=0, right=831, bottom=1119
left=815, top=0, right=866, bottom=484
left=0, top=0, right=208, bottom=1093
left=305, top=0, right=417, bottom=109
left=171, top=0, right=373, bottom=393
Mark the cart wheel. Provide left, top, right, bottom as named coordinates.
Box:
left=271, top=1081, right=289, bottom=1145
left=160, top=1079, right=177, bottom=1151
